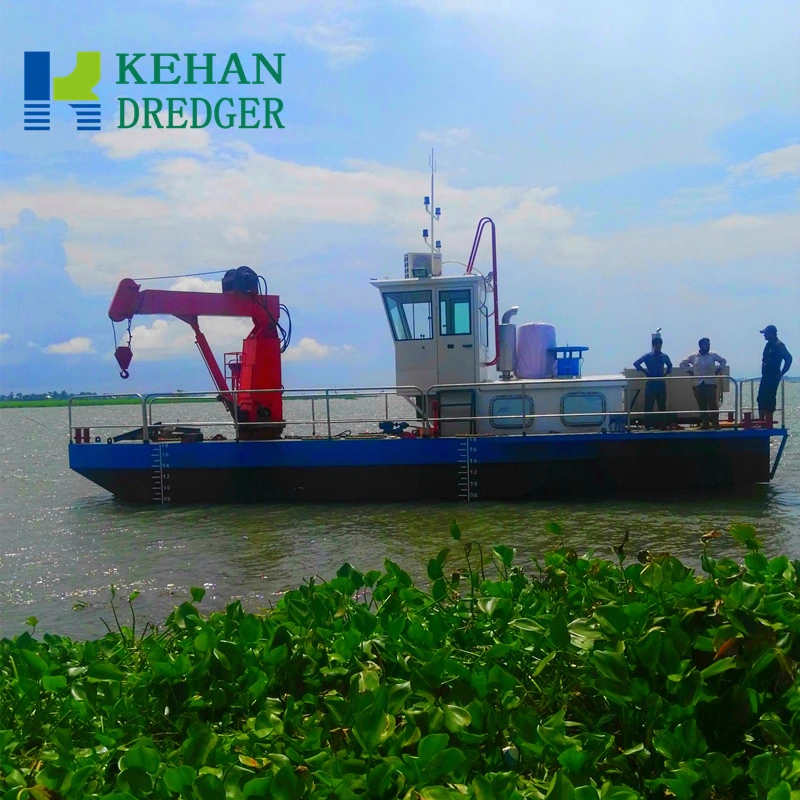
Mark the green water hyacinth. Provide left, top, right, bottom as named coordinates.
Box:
left=1, top=522, right=798, bottom=799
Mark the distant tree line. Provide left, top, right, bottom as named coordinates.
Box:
left=0, top=391, right=98, bottom=401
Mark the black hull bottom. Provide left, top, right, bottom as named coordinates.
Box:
left=78, top=435, right=773, bottom=504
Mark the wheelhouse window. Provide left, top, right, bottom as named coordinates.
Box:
left=383, top=291, right=433, bottom=341
left=439, top=289, right=472, bottom=336
left=561, top=392, right=606, bottom=426
left=490, top=395, right=534, bottom=429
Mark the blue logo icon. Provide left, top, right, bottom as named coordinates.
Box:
left=24, top=51, right=101, bottom=131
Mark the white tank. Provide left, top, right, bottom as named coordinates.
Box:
left=516, top=322, right=557, bottom=378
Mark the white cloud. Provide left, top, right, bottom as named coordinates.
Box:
left=661, top=185, right=730, bottom=212
left=283, top=337, right=355, bottom=361
left=730, top=144, right=800, bottom=179
left=1, top=149, right=798, bottom=312
left=45, top=337, right=94, bottom=354
left=289, top=21, right=373, bottom=64
left=0, top=333, right=10, bottom=343
left=122, top=317, right=253, bottom=362
left=92, top=115, right=212, bottom=159
left=241, top=0, right=374, bottom=65
left=418, top=128, right=471, bottom=146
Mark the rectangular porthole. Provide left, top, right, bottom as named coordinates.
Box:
left=490, top=395, right=534, bottom=429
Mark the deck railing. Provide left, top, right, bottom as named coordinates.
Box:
left=68, top=375, right=788, bottom=443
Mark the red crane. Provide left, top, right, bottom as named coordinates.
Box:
left=108, top=267, right=287, bottom=440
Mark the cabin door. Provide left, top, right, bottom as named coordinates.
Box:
left=437, top=288, right=476, bottom=385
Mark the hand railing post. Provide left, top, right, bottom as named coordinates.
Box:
left=311, top=397, right=316, bottom=436
left=781, top=379, right=785, bottom=428
left=325, top=390, right=332, bottom=440
left=521, top=382, right=527, bottom=435
left=142, top=396, right=149, bottom=443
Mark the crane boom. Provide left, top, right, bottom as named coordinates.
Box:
left=108, top=269, right=286, bottom=440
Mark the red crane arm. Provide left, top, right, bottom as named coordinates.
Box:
left=108, top=276, right=285, bottom=440
left=109, top=278, right=274, bottom=327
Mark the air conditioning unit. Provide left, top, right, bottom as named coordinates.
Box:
left=404, top=252, right=442, bottom=279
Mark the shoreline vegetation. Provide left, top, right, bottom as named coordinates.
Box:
left=1, top=523, right=797, bottom=799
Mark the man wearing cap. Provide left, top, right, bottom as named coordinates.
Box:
left=633, top=337, right=673, bottom=429
left=758, top=325, right=792, bottom=426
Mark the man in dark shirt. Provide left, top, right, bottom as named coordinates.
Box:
left=633, top=337, right=673, bottom=429
left=757, top=325, right=792, bottom=426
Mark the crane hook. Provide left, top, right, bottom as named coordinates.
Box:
left=114, top=345, right=133, bottom=380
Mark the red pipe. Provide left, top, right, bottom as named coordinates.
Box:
left=466, top=217, right=500, bottom=366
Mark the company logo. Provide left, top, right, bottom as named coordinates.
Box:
left=24, top=51, right=286, bottom=135
left=24, top=51, right=101, bottom=132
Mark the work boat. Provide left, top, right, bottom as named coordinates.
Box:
left=69, top=209, right=789, bottom=504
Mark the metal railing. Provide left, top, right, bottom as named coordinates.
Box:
left=69, top=374, right=789, bottom=444
left=738, top=376, right=786, bottom=430
left=70, top=387, right=425, bottom=443
left=622, top=373, right=740, bottom=430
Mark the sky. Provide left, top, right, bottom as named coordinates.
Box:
left=0, top=0, right=798, bottom=395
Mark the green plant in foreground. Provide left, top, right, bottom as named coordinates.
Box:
left=0, top=523, right=798, bottom=800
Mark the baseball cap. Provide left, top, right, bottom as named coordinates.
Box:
left=760, top=325, right=777, bottom=335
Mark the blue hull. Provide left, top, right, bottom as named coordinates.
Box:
left=69, top=428, right=782, bottom=504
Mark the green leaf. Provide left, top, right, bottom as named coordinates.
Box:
left=592, top=650, right=629, bottom=683
left=421, top=747, right=467, bottom=782
left=766, top=781, right=791, bottom=800
left=450, top=520, right=462, bottom=541
left=243, top=778, right=272, bottom=797
left=193, top=773, right=226, bottom=800
left=510, top=617, right=546, bottom=633
left=730, top=523, right=762, bottom=552
left=116, top=766, right=152, bottom=796
left=592, top=605, right=629, bottom=636
left=545, top=521, right=563, bottom=537
left=493, top=545, right=514, bottom=567
left=749, top=752, right=783, bottom=788
left=533, top=650, right=558, bottom=677
left=120, top=745, right=160, bottom=775
left=639, top=562, right=663, bottom=590
left=418, top=733, right=449, bottom=762
left=387, top=681, right=412, bottom=714
left=419, top=788, right=455, bottom=800
left=87, top=661, right=125, bottom=681
left=704, top=752, right=733, bottom=786
left=41, top=675, right=67, bottom=692
left=550, top=609, right=571, bottom=650
left=353, top=704, right=395, bottom=752
left=182, top=730, right=218, bottom=768
left=163, top=766, right=197, bottom=793
left=19, top=650, right=49, bottom=677
left=427, top=559, right=444, bottom=580
left=190, top=586, right=206, bottom=603
left=444, top=704, right=471, bottom=733
left=701, top=657, right=738, bottom=678
left=545, top=770, right=576, bottom=799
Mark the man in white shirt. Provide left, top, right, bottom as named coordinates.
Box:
left=680, top=338, right=727, bottom=429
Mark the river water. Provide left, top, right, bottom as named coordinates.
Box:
left=1, top=386, right=798, bottom=639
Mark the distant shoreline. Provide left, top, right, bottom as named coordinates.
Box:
left=0, top=394, right=359, bottom=409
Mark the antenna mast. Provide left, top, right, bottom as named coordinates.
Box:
left=422, top=148, right=441, bottom=261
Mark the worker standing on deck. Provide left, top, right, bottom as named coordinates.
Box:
left=633, top=337, right=673, bottom=429
left=758, top=325, right=792, bottom=426
left=680, top=338, right=727, bottom=430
